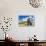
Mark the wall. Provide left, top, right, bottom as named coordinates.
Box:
left=0, top=0, right=46, bottom=40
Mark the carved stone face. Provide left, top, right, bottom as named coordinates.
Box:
left=29, top=0, right=41, bottom=8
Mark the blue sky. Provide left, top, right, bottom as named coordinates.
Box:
left=19, top=15, right=35, bottom=21
left=19, top=16, right=29, bottom=20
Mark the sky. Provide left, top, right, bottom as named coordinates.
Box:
left=19, top=15, right=29, bottom=21
left=19, top=15, right=35, bottom=21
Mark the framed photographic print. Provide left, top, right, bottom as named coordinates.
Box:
left=18, top=15, right=35, bottom=27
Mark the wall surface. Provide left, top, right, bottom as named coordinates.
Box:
left=0, top=0, right=46, bottom=40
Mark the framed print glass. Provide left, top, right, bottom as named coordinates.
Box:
left=18, top=15, right=35, bottom=27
